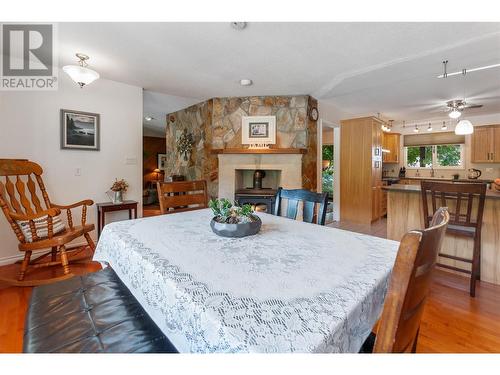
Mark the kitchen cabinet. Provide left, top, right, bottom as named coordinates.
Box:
left=471, top=124, right=500, bottom=163
left=340, top=116, right=383, bottom=224
left=382, top=133, right=400, bottom=164
left=380, top=181, right=388, bottom=217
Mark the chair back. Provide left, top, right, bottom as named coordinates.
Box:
left=420, top=180, right=486, bottom=231
left=156, top=180, right=208, bottom=215
left=373, top=207, right=449, bottom=353
left=274, top=187, right=328, bottom=225
left=0, top=159, right=51, bottom=241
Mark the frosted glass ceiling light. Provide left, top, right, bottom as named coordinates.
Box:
left=455, top=119, right=474, bottom=135
left=427, top=123, right=433, bottom=131
left=441, top=121, right=447, bottom=130
left=63, top=53, right=100, bottom=88
left=449, top=108, right=462, bottom=119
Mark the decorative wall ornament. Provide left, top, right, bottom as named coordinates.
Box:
left=60, top=109, right=100, bottom=151
left=177, top=128, right=195, bottom=161
left=241, top=116, right=276, bottom=146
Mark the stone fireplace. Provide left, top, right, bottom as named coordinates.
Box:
left=218, top=153, right=303, bottom=212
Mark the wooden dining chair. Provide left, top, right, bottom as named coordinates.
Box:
left=0, top=159, right=95, bottom=286
left=273, top=187, right=328, bottom=225
left=361, top=207, right=449, bottom=353
left=156, top=180, right=208, bottom=214
left=420, top=181, right=486, bottom=297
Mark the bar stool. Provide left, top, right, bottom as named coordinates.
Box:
left=420, top=181, right=486, bottom=297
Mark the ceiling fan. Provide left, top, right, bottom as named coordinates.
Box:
left=446, top=99, right=483, bottom=119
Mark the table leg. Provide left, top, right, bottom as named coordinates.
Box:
left=134, top=206, right=137, bottom=219
left=129, top=208, right=132, bottom=220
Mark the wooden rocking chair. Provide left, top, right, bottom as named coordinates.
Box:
left=0, top=159, right=96, bottom=286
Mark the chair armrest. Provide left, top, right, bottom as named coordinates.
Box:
left=51, top=200, right=93, bottom=227
left=51, top=199, right=94, bottom=209
left=10, top=208, right=61, bottom=221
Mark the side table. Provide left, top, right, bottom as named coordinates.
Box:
left=97, top=200, right=138, bottom=238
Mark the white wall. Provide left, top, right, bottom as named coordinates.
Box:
left=0, top=70, right=143, bottom=265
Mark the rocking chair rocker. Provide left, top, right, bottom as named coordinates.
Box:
left=0, top=159, right=96, bottom=286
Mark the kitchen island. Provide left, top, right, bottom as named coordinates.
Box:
left=383, top=184, right=500, bottom=285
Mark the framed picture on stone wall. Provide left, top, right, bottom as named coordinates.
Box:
left=242, top=116, right=276, bottom=145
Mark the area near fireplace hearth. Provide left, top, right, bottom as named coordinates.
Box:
left=164, top=95, right=318, bottom=199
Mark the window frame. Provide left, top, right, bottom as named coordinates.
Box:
left=404, top=144, right=465, bottom=170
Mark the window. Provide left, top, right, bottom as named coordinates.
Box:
left=405, top=144, right=464, bottom=169
left=406, top=146, right=433, bottom=168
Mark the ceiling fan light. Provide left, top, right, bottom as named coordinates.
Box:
left=63, top=65, right=100, bottom=87
left=455, top=120, right=474, bottom=135
left=449, top=108, right=461, bottom=119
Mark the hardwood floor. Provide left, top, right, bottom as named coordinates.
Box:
left=1, top=220, right=500, bottom=353
left=328, top=217, right=388, bottom=239
left=143, top=203, right=161, bottom=217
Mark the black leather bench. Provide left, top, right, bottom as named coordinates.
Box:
left=23, top=267, right=178, bottom=353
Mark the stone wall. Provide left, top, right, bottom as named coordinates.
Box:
left=165, top=95, right=317, bottom=198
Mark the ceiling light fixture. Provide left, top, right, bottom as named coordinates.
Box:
left=455, top=119, right=474, bottom=135
left=414, top=124, right=419, bottom=133
left=144, top=116, right=154, bottom=121
left=231, top=22, right=247, bottom=30
left=441, top=121, right=447, bottom=130
left=449, top=108, right=462, bottom=119
left=240, top=79, right=253, bottom=86
left=427, top=122, right=433, bottom=131
left=437, top=62, right=500, bottom=78
left=63, top=53, right=100, bottom=88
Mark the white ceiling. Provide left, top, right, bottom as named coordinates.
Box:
left=58, top=22, right=500, bottom=125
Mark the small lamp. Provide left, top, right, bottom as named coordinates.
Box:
left=153, top=168, right=161, bottom=181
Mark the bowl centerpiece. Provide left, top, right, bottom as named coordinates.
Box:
left=208, top=198, right=261, bottom=238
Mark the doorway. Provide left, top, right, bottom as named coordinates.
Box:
left=317, top=119, right=340, bottom=223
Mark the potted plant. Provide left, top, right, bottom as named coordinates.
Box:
left=208, top=198, right=261, bottom=238
left=107, top=178, right=129, bottom=203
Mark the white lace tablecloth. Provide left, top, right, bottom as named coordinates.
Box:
left=93, top=209, right=399, bottom=353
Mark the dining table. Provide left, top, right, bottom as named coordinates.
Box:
left=93, top=208, right=400, bottom=353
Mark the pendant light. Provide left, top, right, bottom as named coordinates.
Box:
left=455, top=119, right=474, bottom=135
left=427, top=122, right=433, bottom=131
left=441, top=121, right=447, bottom=130
left=414, top=124, right=419, bottom=133
left=63, top=53, right=100, bottom=88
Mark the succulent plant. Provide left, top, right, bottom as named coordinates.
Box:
left=208, top=199, right=257, bottom=224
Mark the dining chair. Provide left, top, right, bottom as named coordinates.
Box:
left=420, top=180, right=486, bottom=297
left=156, top=180, right=208, bottom=214
left=361, top=207, right=449, bottom=353
left=0, top=159, right=95, bottom=286
left=273, top=187, right=328, bottom=225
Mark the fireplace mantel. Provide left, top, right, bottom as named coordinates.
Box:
left=211, top=148, right=307, bottom=155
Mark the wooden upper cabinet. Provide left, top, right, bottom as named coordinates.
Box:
left=494, top=126, right=500, bottom=163
left=382, top=133, right=400, bottom=164
left=471, top=125, right=499, bottom=163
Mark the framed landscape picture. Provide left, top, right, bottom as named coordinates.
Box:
left=242, top=116, right=276, bottom=145
left=61, top=109, right=100, bottom=151
left=157, top=153, right=167, bottom=170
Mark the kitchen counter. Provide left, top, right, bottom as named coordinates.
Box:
left=384, top=176, right=493, bottom=183
left=384, top=184, right=500, bottom=285
left=383, top=184, right=500, bottom=199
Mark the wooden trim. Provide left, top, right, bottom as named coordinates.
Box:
left=210, top=148, right=307, bottom=155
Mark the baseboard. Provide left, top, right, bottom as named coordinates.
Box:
left=0, top=241, right=88, bottom=266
